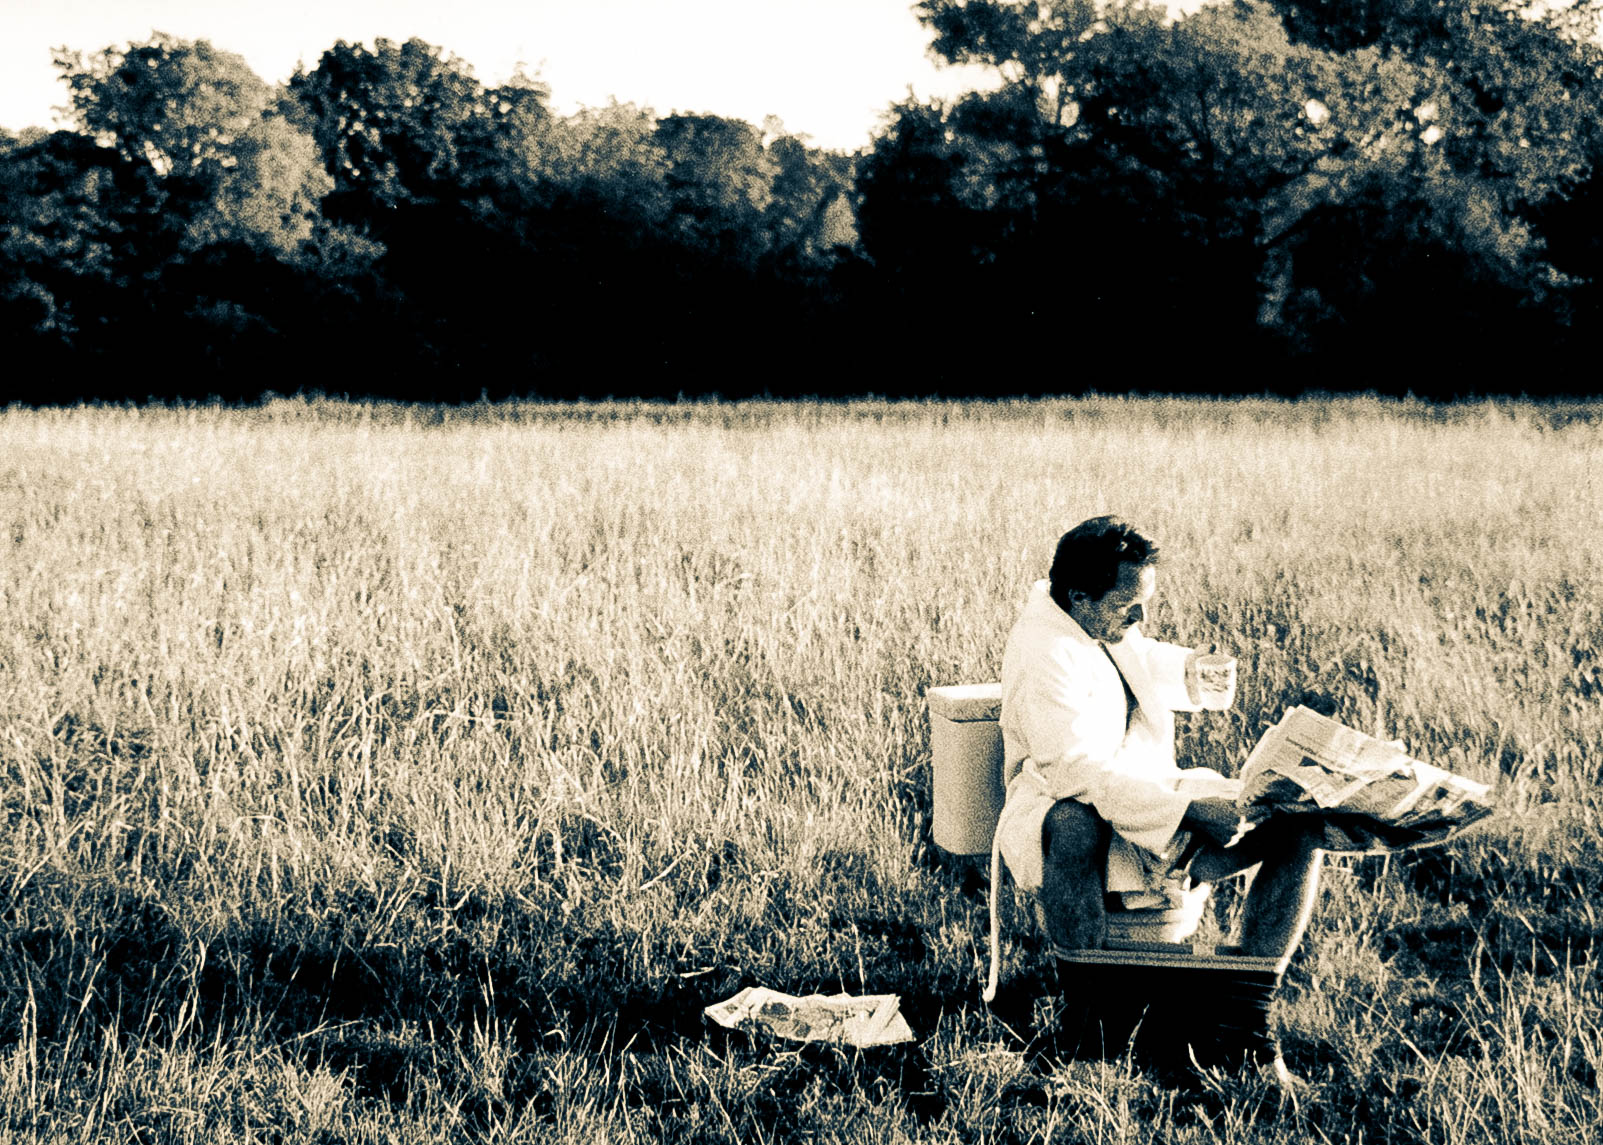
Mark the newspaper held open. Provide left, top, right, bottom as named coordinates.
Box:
left=1236, top=706, right=1493, bottom=852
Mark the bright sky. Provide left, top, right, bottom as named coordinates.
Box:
left=0, top=0, right=1033, bottom=152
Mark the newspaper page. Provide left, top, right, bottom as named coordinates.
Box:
left=1236, top=706, right=1494, bottom=852
left=704, top=987, right=914, bottom=1048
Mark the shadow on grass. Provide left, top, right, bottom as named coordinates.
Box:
left=1, top=852, right=978, bottom=1126
left=24, top=826, right=1579, bottom=1133
left=1375, top=841, right=1603, bottom=987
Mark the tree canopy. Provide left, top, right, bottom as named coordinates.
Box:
left=5, top=8, right=1602, bottom=401
left=854, top=0, right=1603, bottom=381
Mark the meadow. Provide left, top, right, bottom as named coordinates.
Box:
left=0, top=395, right=1599, bottom=1143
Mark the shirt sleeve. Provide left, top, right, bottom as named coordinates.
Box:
left=1121, top=627, right=1201, bottom=713
left=1017, top=669, right=1193, bottom=857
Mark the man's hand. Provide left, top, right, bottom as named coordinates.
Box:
left=1182, top=797, right=1242, bottom=847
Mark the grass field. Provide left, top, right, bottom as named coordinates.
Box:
left=1, top=395, right=1600, bottom=1143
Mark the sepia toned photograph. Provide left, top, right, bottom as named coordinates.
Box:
left=2, top=2, right=1601, bottom=1142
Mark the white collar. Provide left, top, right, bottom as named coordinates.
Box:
left=1026, top=579, right=1096, bottom=645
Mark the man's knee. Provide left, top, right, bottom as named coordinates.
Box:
left=1043, top=800, right=1107, bottom=870
left=1194, top=815, right=1322, bottom=885
left=1248, top=814, right=1325, bottom=864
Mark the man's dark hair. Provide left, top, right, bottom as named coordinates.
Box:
left=1048, top=516, right=1161, bottom=611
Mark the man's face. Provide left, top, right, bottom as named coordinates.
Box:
left=1069, top=562, right=1156, bottom=644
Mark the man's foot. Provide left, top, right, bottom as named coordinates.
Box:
left=1186, top=1042, right=1305, bottom=1115
left=1255, top=1050, right=1305, bottom=1113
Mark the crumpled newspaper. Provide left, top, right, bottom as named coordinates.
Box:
left=703, top=987, right=914, bottom=1048
left=1237, top=705, right=1494, bottom=852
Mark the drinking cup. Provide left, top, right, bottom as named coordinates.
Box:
left=1195, top=653, right=1237, bottom=710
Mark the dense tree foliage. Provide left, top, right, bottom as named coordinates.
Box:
left=4, top=32, right=860, bottom=401
left=867, top=0, right=1603, bottom=382
left=4, top=7, right=1601, bottom=401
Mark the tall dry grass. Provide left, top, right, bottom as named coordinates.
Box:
left=1, top=396, right=1599, bottom=1142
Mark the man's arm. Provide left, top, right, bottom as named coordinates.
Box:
left=1115, top=626, right=1205, bottom=713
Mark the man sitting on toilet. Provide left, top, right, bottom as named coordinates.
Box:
left=996, top=516, right=1323, bottom=961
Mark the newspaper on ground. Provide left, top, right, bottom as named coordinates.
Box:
left=704, top=986, right=914, bottom=1048
left=1236, top=705, right=1494, bottom=853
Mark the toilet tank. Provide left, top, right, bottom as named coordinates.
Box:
left=926, top=683, right=1004, bottom=855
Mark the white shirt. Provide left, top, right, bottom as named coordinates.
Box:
left=999, top=579, right=1236, bottom=892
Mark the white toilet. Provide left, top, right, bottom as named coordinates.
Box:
left=926, top=682, right=1208, bottom=948
left=928, top=683, right=1291, bottom=1071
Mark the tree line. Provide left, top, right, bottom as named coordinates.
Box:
left=4, top=1, right=1601, bottom=402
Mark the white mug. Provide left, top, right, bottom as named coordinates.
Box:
left=1195, top=653, right=1237, bottom=710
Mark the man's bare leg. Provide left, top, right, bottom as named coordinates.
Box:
left=1187, top=817, right=1324, bottom=960
left=1040, top=800, right=1110, bottom=950
left=1239, top=825, right=1323, bottom=960
left=1185, top=817, right=1323, bottom=1096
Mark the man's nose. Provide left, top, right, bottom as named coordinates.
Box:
left=1128, top=604, right=1144, bottom=624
